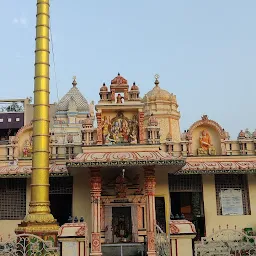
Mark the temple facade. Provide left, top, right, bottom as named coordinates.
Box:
left=0, top=74, right=256, bottom=255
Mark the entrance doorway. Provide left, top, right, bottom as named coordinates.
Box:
left=112, top=207, right=132, bottom=243
left=169, top=174, right=205, bottom=240
left=49, top=177, right=73, bottom=226
left=171, top=192, right=205, bottom=239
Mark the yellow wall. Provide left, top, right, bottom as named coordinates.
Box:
left=203, top=174, right=256, bottom=235
left=0, top=220, right=22, bottom=240
left=71, top=169, right=92, bottom=239
left=155, top=169, right=170, bottom=232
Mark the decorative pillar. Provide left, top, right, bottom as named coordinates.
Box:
left=139, top=111, right=145, bottom=144
left=144, top=167, right=156, bottom=256
left=15, top=0, right=59, bottom=243
left=170, top=219, right=196, bottom=256
left=90, top=168, right=102, bottom=256
left=96, top=113, right=102, bottom=145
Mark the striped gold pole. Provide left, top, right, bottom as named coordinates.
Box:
left=16, top=0, right=59, bottom=239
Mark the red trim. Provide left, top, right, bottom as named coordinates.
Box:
left=79, top=241, right=80, bottom=255
left=175, top=239, right=178, bottom=256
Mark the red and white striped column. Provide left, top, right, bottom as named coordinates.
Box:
left=90, top=168, right=102, bottom=256
left=144, top=167, right=157, bottom=256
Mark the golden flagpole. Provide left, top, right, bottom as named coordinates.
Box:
left=16, top=0, right=59, bottom=240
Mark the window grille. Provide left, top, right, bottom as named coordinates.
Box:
left=215, top=174, right=251, bottom=215
left=169, top=174, right=202, bottom=192
left=49, top=177, right=73, bottom=195
left=0, top=178, right=26, bottom=219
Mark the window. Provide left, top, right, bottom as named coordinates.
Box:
left=181, top=144, right=184, bottom=151
left=8, top=118, right=11, bottom=122
left=16, top=117, right=20, bottom=122
left=169, top=174, right=202, bottom=192
left=215, top=174, right=250, bottom=215
left=0, top=178, right=26, bottom=219
left=229, top=144, right=232, bottom=150
left=0, top=119, right=3, bottom=122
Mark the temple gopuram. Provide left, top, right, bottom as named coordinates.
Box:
left=1, top=74, right=256, bottom=255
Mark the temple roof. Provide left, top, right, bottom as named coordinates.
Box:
left=67, top=151, right=185, bottom=168
left=0, top=163, right=68, bottom=177
left=176, top=159, right=256, bottom=175
left=56, top=78, right=89, bottom=113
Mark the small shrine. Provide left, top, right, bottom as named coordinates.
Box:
left=96, top=73, right=145, bottom=145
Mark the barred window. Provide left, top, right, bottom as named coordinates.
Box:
left=169, top=174, right=202, bottom=192
left=215, top=174, right=251, bottom=215
left=49, top=177, right=73, bottom=194
left=0, top=178, right=26, bottom=219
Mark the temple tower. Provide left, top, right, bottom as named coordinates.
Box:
left=143, top=75, right=181, bottom=143
left=15, top=0, right=59, bottom=242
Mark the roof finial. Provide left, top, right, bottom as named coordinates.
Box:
left=154, top=74, right=160, bottom=86
left=72, top=76, right=77, bottom=87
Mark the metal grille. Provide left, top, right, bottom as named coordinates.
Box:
left=0, top=178, right=26, bottom=219
left=215, top=174, right=251, bottom=215
left=169, top=174, right=202, bottom=192
left=49, top=177, right=73, bottom=194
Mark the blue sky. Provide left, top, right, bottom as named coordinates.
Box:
left=1, top=0, right=256, bottom=138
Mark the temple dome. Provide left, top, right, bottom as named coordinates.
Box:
left=100, top=83, right=108, bottom=92
left=111, top=73, right=128, bottom=85
left=131, top=82, right=139, bottom=91
left=57, top=78, right=89, bottom=112
left=143, top=77, right=175, bottom=103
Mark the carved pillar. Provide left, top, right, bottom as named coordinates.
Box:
left=221, top=139, right=227, bottom=155
left=144, top=167, right=156, bottom=256
left=188, top=139, right=193, bottom=156
left=139, top=112, right=145, bottom=144
left=124, top=89, right=128, bottom=100
left=90, top=168, right=102, bottom=256
left=96, top=113, right=102, bottom=145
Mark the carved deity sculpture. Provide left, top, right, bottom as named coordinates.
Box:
left=116, top=94, right=124, bottom=103
left=197, top=129, right=216, bottom=156
left=102, top=112, right=138, bottom=145
left=102, top=116, right=111, bottom=144
left=130, top=131, right=137, bottom=144
left=22, top=137, right=32, bottom=158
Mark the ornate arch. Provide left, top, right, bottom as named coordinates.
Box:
left=14, top=122, right=33, bottom=139
left=187, top=115, right=226, bottom=139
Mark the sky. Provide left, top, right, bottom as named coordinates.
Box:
left=1, top=1, right=256, bottom=139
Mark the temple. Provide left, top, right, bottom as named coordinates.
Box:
left=1, top=74, right=256, bottom=255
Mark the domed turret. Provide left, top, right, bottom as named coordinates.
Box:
left=111, top=73, right=128, bottom=85
left=100, top=83, right=108, bottom=92
left=143, top=75, right=175, bottom=103
left=131, top=82, right=139, bottom=91
left=143, top=75, right=181, bottom=143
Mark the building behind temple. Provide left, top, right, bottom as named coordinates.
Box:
left=0, top=74, right=256, bottom=254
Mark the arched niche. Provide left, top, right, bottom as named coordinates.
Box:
left=187, top=115, right=225, bottom=156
